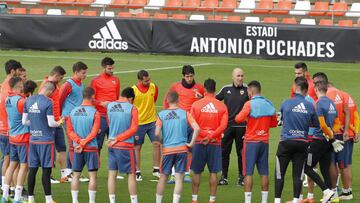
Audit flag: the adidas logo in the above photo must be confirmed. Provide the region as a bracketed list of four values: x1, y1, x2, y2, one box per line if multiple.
[29, 102, 40, 113]
[348, 97, 355, 108]
[334, 94, 343, 104]
[88, 20, 128, 50]
[292, 102, 308, 114]
[165, 111, 180, 120]
[201, 102, 218, 113]
[109, 103, 124, 113]
[227, 90, 231, 94]
[74, 107, 88, 116]
[328, 104, 337, 114]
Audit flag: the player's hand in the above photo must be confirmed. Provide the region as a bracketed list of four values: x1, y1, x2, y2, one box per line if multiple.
[108, 139, 117, 147]
[79, 139, 87, 147]
[57, 117, 65, 125]
[276, 112, 282, 126]
[354, 134, 359, 143]
[201, 137, 209, 145]
[193, 89, 203, 99]
[343, 131, 349, 141]
[331, 139, 344, 152]
[186, 142, 194, 148]
[74, 145, 83, 153]
[101, 101, 110, 107]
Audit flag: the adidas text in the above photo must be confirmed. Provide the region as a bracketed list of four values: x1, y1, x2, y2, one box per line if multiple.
[89, 39, 128, 50]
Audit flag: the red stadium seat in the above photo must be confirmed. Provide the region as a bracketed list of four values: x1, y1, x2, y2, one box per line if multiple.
[110, 0, 129, 8]
[308, 2, 329, 16]
[253, 0, 273, 14]
[327, 2, 348, 17]
[319, 19, 333, 26]
[76, 0, 94, 6]
[338, 20, 353, 27]
[199, 0, 218, 12]
[263, 17, 278, 24]
[163, 0, 182, 11]
[128, 0, 147, 9]
[5, 0, 21, 5]
[227, 16, 241, 22]
[65, 9, 80, 16]
[12, 7, 26, 14]
[40, 0, 58, 5]
[153, 12, 168, 19]
[118, 12, 132, 18]
[181, 0, 200, 11]
[135, 12, 150, 18]
[82, 10, 97, 16]
[272, 1, 292, 15]
[282, 17, 297, 24]
[172, 14, 187, 20]
[216, 0, 237, 12]
[207, 15, 223, 21]
[29, 8, 44, 15]
[58, 0, 76, 6]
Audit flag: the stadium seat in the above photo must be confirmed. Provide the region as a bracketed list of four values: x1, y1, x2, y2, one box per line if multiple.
[208, 15, 223, 21]
[153, 12, 168, 19]
[282, 17, 297, 24]
[110, 0, 129, 8]
[319, 19, 333, 26]
[345, 3, 360, 17]
[308, 2, 328, 16]
[300, 18, 316, 25]
[4, 0, 21, 5]
[253, 0, 273, 14]
[172, 13, 186, 20]
[145, 0, 165, 10]
[128, 0, 147, 9]
[338, 20, 353, 27]
[29, 8, 44, 15]
[100, 11, 115, 17]
[181, 0, 200, 11]
[189, 14, 205, 21]
[289, 1, 311, 15]
[216, 0, 237, 12]
[263, 17, 278, 24]
[235, 0, 255, 13]
[58, 0, 76, 5]
[272, 0, 292, 15]
[244, 16, 260, 23]
[21, 0, 40, 4]
[227, 16, 241, 22]
[65, 9, 80, 15]
[327, 2, 348, 17]
[199, 0, 219, 12]
[12, 7, 26, 14]
[135, 12, 150, 18]
[163, 0, 182, 11]
[118, 11, 132, 17]
[47, 9, 62, 15]
[39, 0, 58, 5]
[92, 0, 112, 7]
[76, 0, 95, 6]
[82, 10, 97, 16]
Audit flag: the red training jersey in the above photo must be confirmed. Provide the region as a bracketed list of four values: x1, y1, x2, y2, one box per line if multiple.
[343, 92, 357, 138]
[0, 77, 11, 135]
[326, 86, 348, 134]
[39, 77, 61, 121]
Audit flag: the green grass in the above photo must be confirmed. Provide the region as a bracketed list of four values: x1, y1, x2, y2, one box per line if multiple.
[0, 50, 359, 203]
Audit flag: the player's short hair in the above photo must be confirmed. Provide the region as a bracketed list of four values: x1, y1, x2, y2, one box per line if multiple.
[315, 81, 328, 93]
[182, 65, 195, 76]
[295, 76, 308, 92]
[204, 78, 216, 93]
[24, 80, 37, 95]
[42, 81, 56, 93]
[167, 91, 179, 104]
[83, 87, 95, 99]
[50, 66, 66, 76]
[5, 60, 22, 75]
[137, 70, 149, 80]
[248, 80, 261, 93]
[101, 57, 115, 67]
[72, 62, 88, 73]
[294, 62, 308, 71]
[312, 72, 328, 83]
[18, 67, 26, 72]
[9, 77, 23, 89]
[121, 87, 135, 99]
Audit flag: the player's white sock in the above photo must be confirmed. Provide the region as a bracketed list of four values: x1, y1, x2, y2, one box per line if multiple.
[45, 195, 53, 203]
[332, 188, 338, 197]
[185, 171, 190, 176]
[245, 192, 251, 203]
[192, 194, 198, 201]
[307, 193, 314, 199]
[274, 198, 281, 203]
[173, 194, 181, 203]
[14, 185, 23, 201]
[28, 196, 35, 202]
[209, 196, 216, 202]
[1, 176, 5, 189]
[171, 167, 175, 176]
[2, 184, 10, 198]
[293, 198, 299, 203]
[71, 190, 79, 203]
[130, 195, 138, 203]
[156, 194, 163, 203]
[88, 190, 96, 203]
[109, 194, 116, 203]
[66, 168, 72, 176]
[299, 194, 303, 200]
[261, 191, 268, 203]
[60, 169, 67, 178]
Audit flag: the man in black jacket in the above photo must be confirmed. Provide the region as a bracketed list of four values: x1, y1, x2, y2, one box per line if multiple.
[216, 68, 249, 186]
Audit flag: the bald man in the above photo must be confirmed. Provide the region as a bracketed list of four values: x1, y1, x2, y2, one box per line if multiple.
[216, 68, 249, 186]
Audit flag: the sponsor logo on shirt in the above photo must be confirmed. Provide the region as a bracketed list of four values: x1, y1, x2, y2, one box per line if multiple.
[328, 104, 337, 114]
[29, 102, 40, 113]
[165, 111, 180, 120]
[289, 129, 305, 136]
[292, 102, 308, 114]
[255, 130, 267, 136]
[74, 107, 88, 116]
[109, 103, 124, 112]
[30, 130, 43, 136]
[201, 102, 218, 113]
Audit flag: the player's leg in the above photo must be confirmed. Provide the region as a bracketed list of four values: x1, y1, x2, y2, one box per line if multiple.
[156, 174, 169, 203]
[88, 171, 97, 203]
[235, 127, 245, 186]
[257, 142, 269, 203]
[86, 151, 99, 203]
[318, 144, 335, 203]
[108, 148, 118, 203]
[27, 143, 40, 203]
[339, 139, 353, 200]
[134, 125, 146, 181]
[127, 149, 138, 203]
[64, 134, 74, 183]
[128, 172, 138, 203]
[96, 116, 109, 154]
[41, 144, 55, 203]
[185, 127, 193, 182]
[13, 144, 29, 202]
[207, 144, 222, 203]
[0, 135, 10, 189]
[219, 127, 234, 185]
[191, 144, 206, 203]
[274, 141, 291, 203]
[291, 143, 307, 203]
[156, 153, 172, 203]
[172, 153, 187, 203]
[2, 161, 18, 201]
[70, 151, 85, 203]
[243, 142, 256, 203]
[146, 122, 161, 177]
[55, 127, 68, 180]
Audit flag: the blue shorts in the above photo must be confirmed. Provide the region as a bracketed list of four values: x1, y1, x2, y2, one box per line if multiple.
[72, 151, 99, 172]
[54, 127, 66, 152]
[29, 143, 55, 168]
[10, 143, 29, 164]
[344, 139, 353, 166]
[191, 144, 222, 174]
[161, 152, 187, 175]
[96, 116, 109, 151]
[108, 148, 136, 174]
[134, 122, 158, 145]
[331, 134, 347, 168]
[0, 135, 10, 156]
[243, 142, 269, 176]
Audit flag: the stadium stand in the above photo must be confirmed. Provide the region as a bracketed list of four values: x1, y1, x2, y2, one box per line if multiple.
[263, 16, 278, 23]
[271, 0, 292, 15]
[234, 0, 255, 13]
[289, 0, 311, 15]
[82, 10, 97, 16]
[110, 0, 129, 8]
[345, 2, 360, 17]
[199, 0, 219, 12]
[65, 9, 79, 15]
[244, 16, 259, 23]
[117, 11, 132, 17]
[181, 0, 200, 11]
[216, 0, 237, 12]
[145, 0, 165, 10]
[327, 2, 348, 16]
[127, 0, 147, 9]
[153, 12, 168, 19]
[172, 13, 186, 20]
[29, 7, 44, 14]
[226, 15, 241, 22]
[319, 19, 333, 26]
[282, 17, 297, 24]
[135, 12, 150, 18]
[189, 14, 205, 20]
[163, 0, 182, 11]
[300, 18, 316, 25]
[207, 14, 223, 21]
[338, 19, 353, 27]
[47, 8, 61, 15]
[100, 10, 115, 16]
[11, 7, 26, 14]
[253, 0, 273, 14]
[308, 2, 328, 16]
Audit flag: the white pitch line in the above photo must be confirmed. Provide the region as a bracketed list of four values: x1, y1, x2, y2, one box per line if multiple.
[33, 63, 214, 82]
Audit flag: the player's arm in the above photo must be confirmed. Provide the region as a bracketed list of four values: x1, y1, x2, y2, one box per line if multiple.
[234, 101, 250, 123]
[22, 113, 30, 126]
[65, 117, 82, 144]
[115, 107, 139, 142]
[154, 85, 159, 102]
[353, 110, 359, 134]
[80, 111, 101, 147]
[155, 117, 162, 140]
[17, 98, 25, 114]
[332, 117, 341, 135]
[187, 112, 200, 147]
[46, 102, 61, 127]
[343, 99, 350, 137]
[318, 116, 334, 140]
[59, 81, 72, 108]
[270, 113, 278, 128]
[209, 108, 229, 140]
[116, 77, 120, 99]
[215, 86, 225, 101]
